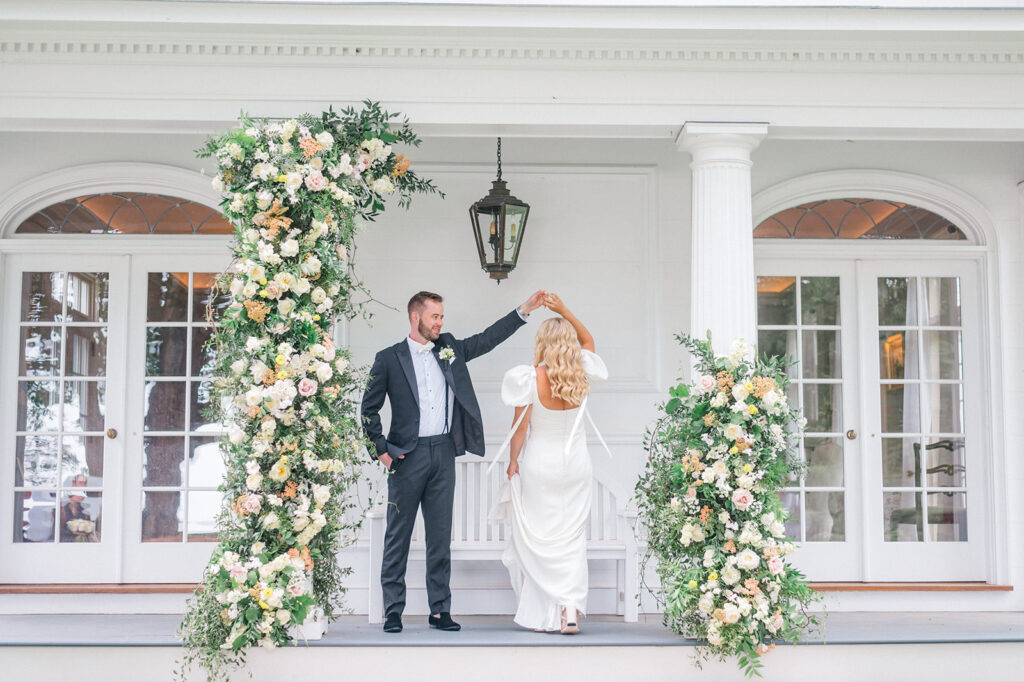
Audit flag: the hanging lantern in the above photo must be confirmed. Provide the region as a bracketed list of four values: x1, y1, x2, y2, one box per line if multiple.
[468, 138, 530, 283]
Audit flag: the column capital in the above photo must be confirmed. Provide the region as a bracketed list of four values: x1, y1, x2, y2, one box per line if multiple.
[676, 122, 768, 165]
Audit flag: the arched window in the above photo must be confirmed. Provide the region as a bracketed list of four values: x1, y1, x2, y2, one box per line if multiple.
[754, 198, 966, 240]
[15, 193, 232, 235]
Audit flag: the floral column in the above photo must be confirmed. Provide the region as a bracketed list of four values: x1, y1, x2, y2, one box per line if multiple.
[678, 122, 767, 355]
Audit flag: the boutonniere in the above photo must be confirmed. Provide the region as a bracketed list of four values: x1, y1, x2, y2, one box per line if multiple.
[438, 346, 456, 364]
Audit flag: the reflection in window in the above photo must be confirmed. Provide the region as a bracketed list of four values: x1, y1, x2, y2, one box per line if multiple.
[15, 194, 232, 235]
[755, 199, 967, 240]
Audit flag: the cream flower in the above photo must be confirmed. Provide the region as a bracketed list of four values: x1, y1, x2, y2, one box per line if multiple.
[736, 549, 760, 571]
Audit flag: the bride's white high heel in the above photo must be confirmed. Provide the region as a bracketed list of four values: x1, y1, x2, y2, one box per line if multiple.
[560, 606, 580, 635]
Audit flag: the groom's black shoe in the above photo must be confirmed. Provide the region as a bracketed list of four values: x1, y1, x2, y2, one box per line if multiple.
[428, 612, 461, 631]
[383, 613, 403, 633]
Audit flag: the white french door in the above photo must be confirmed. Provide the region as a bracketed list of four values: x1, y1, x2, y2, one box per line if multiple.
[756, 256, 987, 581]
[0, 254, 129, 582]
[0, 249, 231, 583]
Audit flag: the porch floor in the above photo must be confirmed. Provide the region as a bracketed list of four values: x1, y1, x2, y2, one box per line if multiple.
[1, 611, 1022, 647]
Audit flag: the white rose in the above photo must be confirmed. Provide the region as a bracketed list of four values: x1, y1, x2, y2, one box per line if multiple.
[229, 278, 245, 298]
[723, 423, 744, 441]
[698, 593, 715, 614]
[228, 425, 246, 444]
[276, 610, 292, 624]
[736, 549, 760, 571]
[211, 175, 225, 193]
[722, 603, 742, 625]
[261, 513, 280, 530]
[256, 191, 273, 210]
[231, 359, 247, 375]
[315, 131, 334, 149]
[334, 357, 349, 373]
[246, 473, 263, 491]
[278, 299, 295, 316]
[313, 484, 331, 505]
[721, 566, 741, 585]
[371, 176, 395, 194]
[284, 173, 303, 191]
[310, 287, 327, 304]
[710, 393, 727, 408]
[280, 240, 299, 257]
[315, 363, 333, 382]
[732, 383, 750, 402]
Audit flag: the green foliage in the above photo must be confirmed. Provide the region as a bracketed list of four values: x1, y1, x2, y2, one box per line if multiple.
[635, 334, 822, 676]
[178, 104, 440, 680]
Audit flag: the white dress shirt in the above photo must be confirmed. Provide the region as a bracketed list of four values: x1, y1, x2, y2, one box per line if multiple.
[407, 336, 454, 437]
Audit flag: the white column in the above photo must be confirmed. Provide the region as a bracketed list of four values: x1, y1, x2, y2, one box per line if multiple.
[678, 122, 767, 356]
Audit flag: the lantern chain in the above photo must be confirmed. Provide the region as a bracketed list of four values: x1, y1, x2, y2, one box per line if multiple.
[496, 137, 502, 182]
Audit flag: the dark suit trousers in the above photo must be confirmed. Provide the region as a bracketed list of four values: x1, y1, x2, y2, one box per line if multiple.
[381, 434, 457, 617]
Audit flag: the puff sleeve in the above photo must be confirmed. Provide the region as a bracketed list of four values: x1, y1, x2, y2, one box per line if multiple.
[501, 365, 536, 407]
[581, 349, 609, 383]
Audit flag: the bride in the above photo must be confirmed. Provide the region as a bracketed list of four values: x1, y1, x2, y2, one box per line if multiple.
[491, 293, 607, 634]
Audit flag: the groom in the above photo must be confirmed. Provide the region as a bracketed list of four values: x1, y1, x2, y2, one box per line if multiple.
[361, 289, 546, 633]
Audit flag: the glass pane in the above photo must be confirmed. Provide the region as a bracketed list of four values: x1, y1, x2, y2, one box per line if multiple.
[923, 277, 962, 326]
[780, 491, 801, 541]
[61, 436, 105, 485]
[804, 437, 844, 486]
[147, 272, 189, 322]
[64, 326, 107, 377]
[878, 277, 918, 326]
[15, 491, 56, 543]
[59, 490, 101, 543]
[191, 327, 216, 377]
[757, 329, 797, 377]
[144, 381, 186, 431]
[62, 381, 106, 432]
[756, 276, 796, 325]
[805, 492, 844, 542]
[19, 326, 62, 376]
[801, 330, 840, 379]
[190, 382, 216, 430]
[800, 277, 839, 325]
[882, 437, 920, 487]
[141, 491, 182, 542]
[880, 384, 921, 433]
[927, 492, 967, 541]
[925, 438, 966, 488]
[193, 273, 230, 322]
[501, 207, 526, 267]
[923, 383, 963, 434]
[17, 380, 60, 431]
[143, 437, 185, 486]
[884, 491, 923, 542]
[15, 435, 59, 488]
[64, 273, 108, 323]
[21, 272, 65, 322]
[922, 330, 962, 380]
[878, 330, 919, 381]
[189, 437, 226, 489]
[146, 327, 188, 376]
[802, 383, 842, 432]
[187, 490, 222, 542]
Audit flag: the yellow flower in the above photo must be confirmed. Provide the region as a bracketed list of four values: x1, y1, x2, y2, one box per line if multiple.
[748, 405, 759, 415]
[312, 314, 321, 321]
[275, 355, 287, 366]
[730, 446, 739, 455]
[259, 290, 268, 298]
[259, 278, 268, 285]
[275, 174, 288, 182]
[743, 381, 754, 392]
[258, 600, 269, 610]
[276, 370, 288, 380]
[743, 464, 753, 473]
[688, 580, 698, 588]
[709, 572, 718, 581]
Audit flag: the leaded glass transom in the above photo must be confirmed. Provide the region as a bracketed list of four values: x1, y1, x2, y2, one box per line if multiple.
[755, 199, 967, 240]
[15, 194, 232, 235]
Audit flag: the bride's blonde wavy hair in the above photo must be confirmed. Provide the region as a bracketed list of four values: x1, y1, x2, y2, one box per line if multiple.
[533, 318, 589, 405]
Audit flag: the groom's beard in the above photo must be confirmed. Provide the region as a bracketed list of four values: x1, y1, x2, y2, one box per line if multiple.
[419, 320, 440, 342]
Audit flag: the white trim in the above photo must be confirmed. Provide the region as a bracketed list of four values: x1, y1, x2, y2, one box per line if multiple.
[752, 168, 1006, 585]
[0, 163, 222, 240]
[752, 169, 997, 247]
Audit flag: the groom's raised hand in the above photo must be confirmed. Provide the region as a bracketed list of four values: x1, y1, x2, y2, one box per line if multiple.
[519, 290, 547, 316]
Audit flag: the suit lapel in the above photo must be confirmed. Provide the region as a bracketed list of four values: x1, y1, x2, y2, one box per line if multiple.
[395, 341, 419, 406]
[433, 343, 456, 391]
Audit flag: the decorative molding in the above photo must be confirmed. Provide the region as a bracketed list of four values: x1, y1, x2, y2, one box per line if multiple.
[3, 36, 1024, 72]
[0, 162, 221, 239]
[752, 169, 997, 248]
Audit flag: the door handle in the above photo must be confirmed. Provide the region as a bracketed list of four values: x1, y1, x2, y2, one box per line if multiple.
[106, 428, 118, 439]
[846, 429, 857, 440]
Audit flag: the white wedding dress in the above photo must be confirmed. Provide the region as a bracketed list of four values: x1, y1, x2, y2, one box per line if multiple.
[490, 350, 608, 631]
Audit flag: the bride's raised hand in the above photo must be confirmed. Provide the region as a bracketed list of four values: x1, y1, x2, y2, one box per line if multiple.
[544, 293, 569, 316]
[506, 459, 519, 480]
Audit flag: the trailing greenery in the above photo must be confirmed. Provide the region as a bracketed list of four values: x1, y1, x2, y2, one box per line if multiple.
[178, 102, 441, 681]
[635, 333, 822, 677]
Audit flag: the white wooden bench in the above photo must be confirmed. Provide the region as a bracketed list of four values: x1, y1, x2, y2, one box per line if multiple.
[367, 454, 639, 623]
